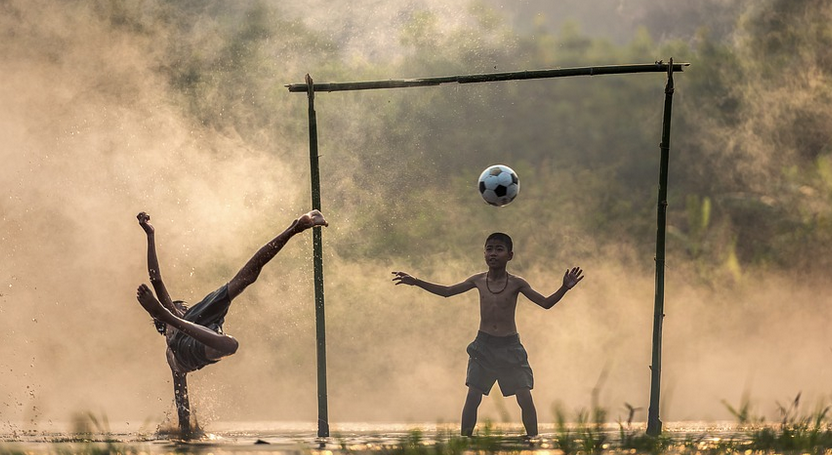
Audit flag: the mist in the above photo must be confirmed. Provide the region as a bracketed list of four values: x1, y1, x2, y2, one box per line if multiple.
[2, 0, 832, 435]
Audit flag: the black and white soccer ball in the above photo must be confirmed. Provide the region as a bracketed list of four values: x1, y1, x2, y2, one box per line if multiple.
[478, 164, 519, 207]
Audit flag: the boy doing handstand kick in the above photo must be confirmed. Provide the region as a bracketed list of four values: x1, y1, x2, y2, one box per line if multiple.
[392, 233, 583, 438]
[135, 210, 327, 438]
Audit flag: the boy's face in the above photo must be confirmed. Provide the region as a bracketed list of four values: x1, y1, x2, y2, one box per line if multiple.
[483, 239, 513, 268]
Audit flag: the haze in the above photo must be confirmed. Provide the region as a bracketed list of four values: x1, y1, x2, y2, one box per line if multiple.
[1, 0, 830, 434]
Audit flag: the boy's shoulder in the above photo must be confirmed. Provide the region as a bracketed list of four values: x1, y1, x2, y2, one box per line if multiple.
[469, 271, 488, 281]
[508, 273, 529, 285]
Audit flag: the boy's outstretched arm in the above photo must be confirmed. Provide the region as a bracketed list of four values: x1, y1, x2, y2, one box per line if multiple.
[391, 271, 475, 297]
[137, 212, 177, 314]
[520, 266, 584, 309]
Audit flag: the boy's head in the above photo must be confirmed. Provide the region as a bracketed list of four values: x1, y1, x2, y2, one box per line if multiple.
[485, 232, 513, 252]
[153, 300, 188, 335]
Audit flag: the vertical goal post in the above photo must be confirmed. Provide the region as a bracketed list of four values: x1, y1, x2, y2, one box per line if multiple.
[287, 60, 688, 438]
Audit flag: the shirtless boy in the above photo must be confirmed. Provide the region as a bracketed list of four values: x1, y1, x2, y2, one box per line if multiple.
[391, 232, 583, 437]
[135, 210, 327, 437]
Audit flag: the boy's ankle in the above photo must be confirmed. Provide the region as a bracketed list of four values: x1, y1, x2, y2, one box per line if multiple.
[290, 219, 305, 233]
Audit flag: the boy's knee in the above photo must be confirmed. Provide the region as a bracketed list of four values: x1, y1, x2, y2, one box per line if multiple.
[466, 387, 484, 400]
[226, 336, 240, 355]
[212, 336, 239, 357]
[463, 388, 484, 409]
[515, 388, 534, 406]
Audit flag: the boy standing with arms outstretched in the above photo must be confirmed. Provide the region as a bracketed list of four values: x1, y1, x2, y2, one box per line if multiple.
[392, 232, 583, 438]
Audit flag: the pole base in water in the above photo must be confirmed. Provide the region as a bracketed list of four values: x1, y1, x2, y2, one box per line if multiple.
[647, 417, 662, 436]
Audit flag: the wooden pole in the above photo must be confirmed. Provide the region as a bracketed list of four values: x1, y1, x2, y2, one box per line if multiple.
[306, 74, 330, 438]
[647, 59, 676, 437]
[286, 62, 687, 93]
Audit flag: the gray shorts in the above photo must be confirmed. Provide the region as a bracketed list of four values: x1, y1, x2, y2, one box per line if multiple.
[170, 284, 232, 373]
[466, 331, 534, 397]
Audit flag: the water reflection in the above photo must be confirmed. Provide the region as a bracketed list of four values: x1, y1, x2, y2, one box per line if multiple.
[0, 420, 780, 454]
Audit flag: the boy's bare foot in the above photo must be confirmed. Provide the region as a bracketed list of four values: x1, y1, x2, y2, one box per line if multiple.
[296, 210, 328, 231]
[136, 284, 172, 322]
[523, 434, 541, 445]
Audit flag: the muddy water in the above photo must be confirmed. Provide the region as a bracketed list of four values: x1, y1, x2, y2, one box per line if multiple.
[0, 421, 748, 454]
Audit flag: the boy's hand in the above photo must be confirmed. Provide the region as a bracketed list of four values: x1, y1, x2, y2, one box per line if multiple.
[137, 212, 154, 235]
[563, 267, 584, 289]
[391, 271, 417, 286]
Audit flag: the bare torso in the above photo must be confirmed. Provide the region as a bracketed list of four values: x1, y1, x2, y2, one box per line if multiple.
[470, 272, 525, 337]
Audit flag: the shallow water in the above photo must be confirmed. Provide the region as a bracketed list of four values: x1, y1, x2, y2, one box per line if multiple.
[0, 421, 759, 454]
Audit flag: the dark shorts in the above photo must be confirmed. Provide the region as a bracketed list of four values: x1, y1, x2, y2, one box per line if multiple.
[466, 331, 534, 397]
[170, 284, 232, 373]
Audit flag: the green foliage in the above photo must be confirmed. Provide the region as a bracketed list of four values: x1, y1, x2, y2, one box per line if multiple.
[619, 429, 673, 455]
[156, 1, 338, 152]
[552, 403, 610, 454]
[375, 425, 518, 455]
[86, 0, 832, 277]
[721, 392, 764, 427]
[69, 411, 115, 442]
[371, 397, 832, 455]
[720, 392, 832, 454]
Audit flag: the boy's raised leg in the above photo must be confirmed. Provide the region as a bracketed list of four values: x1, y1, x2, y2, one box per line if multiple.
[227, 210, 327, 299]
[461, 387, 483, 436]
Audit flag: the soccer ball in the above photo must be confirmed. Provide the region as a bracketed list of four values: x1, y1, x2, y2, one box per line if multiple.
[478, 164, 519, 207]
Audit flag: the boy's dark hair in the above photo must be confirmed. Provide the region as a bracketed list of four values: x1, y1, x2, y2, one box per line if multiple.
[153, 300, 188, 335]
[485, 232, 513, 252]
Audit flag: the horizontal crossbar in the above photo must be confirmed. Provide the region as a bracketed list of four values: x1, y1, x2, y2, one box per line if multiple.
[286, 62, 689, 93]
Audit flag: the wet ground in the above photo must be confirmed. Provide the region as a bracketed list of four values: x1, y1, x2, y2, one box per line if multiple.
[0, 421, 782, 455]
